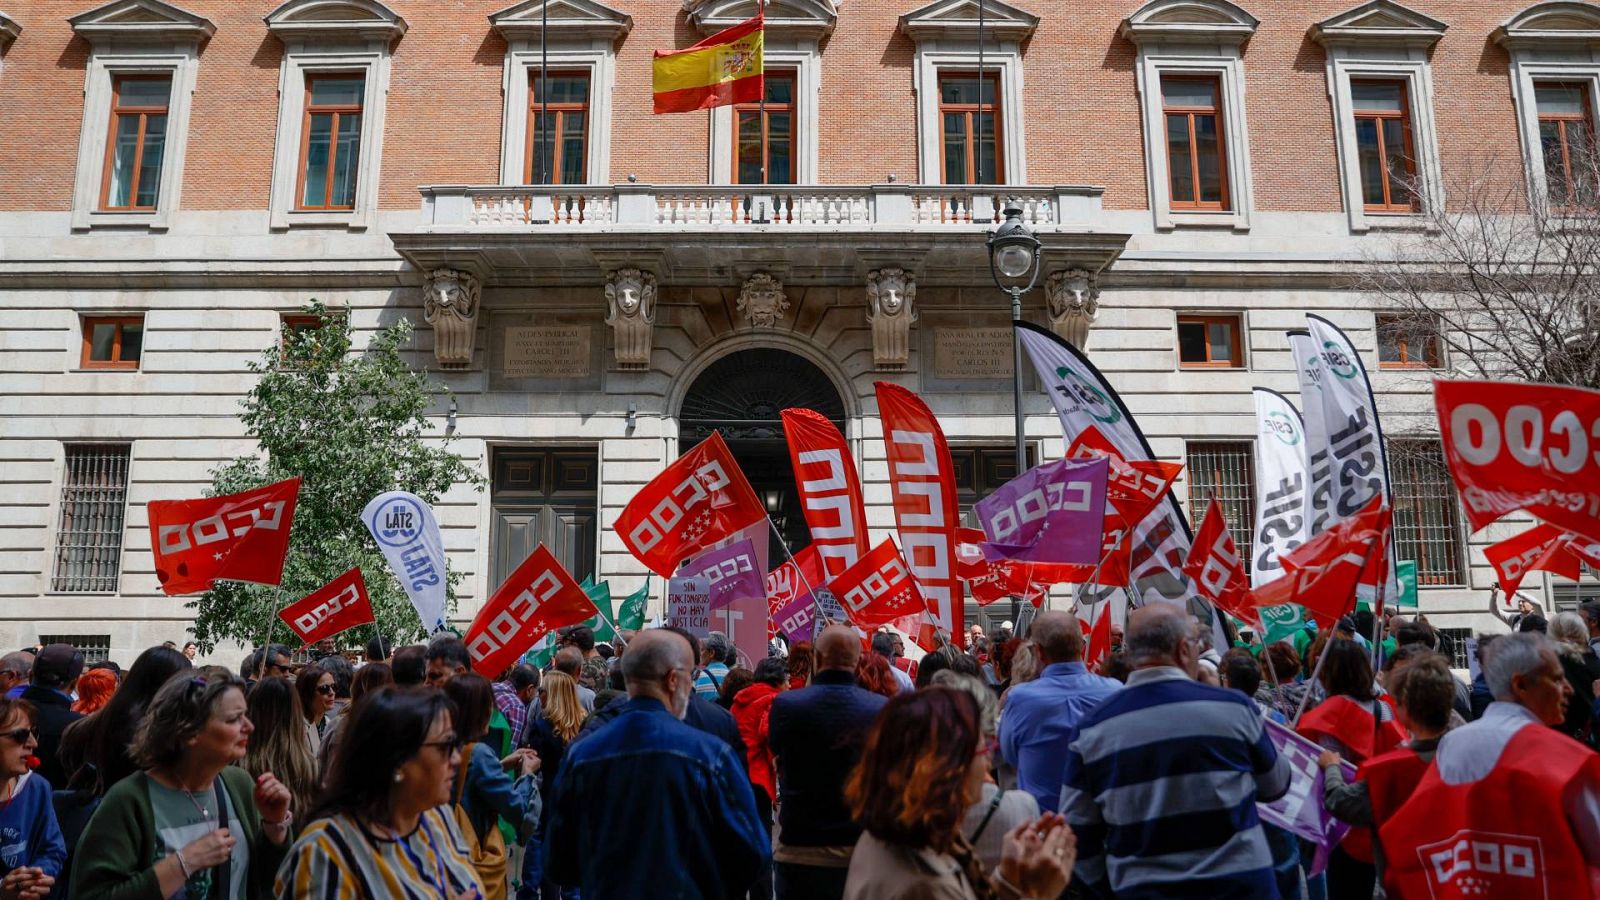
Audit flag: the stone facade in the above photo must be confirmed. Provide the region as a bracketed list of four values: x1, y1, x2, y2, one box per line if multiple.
[0, 0, 1587, 662]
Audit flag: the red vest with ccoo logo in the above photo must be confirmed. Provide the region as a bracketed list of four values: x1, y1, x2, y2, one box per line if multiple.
[1379, 722, 1600, 900]
[1299, 694, 1408, 862]
[1358, 746, 1431, 827]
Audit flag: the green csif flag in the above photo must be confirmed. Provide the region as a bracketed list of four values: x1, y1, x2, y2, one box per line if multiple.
[1395, 560, 1418, 610]
[582, 580, 615, 643]
[616, 579, 650, 631]
[1259, 602, 1308, 646]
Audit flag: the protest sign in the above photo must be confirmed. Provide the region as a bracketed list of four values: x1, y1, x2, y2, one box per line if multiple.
[1260, 719, 1354, 876]
[782, 408, 870, 580]
[150, 478, 300, 595]
[617, 432, 767, 576]
[464, 544, 597, 678]
[1435, 379, 1600, 542]
[362, 490, 449, 631]
[278, 567, 373, 647]
[667, 576, 712, 638]
[877, 382, 962, 637]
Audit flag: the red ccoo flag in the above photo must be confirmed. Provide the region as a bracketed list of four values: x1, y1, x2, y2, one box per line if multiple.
[617, 432, 767, 578]
[464, 544, 598, 678]
[278, 567, 373, 647]
[832, 539, 926, 631]
[1084, 603, 1114, 671]
[1485, 524, 1584, 598]
[1250, 497, 1390, 627]
[1184, 499, 1257, 627]
[148, 478, 300, 595]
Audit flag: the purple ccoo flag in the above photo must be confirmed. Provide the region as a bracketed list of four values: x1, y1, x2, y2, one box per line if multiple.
[773, 592, 821, 644]
[974, 457, 1108, 565]
[1259, 719, 1353, 876]
[682, 538, 765, 611]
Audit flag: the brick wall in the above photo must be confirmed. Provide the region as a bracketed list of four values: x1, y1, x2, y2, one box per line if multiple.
[0, 0, 1533, 215]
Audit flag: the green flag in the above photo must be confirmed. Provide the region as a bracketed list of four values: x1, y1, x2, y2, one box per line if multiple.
[1395, 560, 1418, 610]
[524, 631, 558, 669]
[616, 580, 650, 631]
[1260, 602, 1308, 646]
[582, 581, 615, 642]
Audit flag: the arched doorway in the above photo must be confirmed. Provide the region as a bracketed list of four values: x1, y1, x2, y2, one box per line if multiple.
[679, 347, 848, 562]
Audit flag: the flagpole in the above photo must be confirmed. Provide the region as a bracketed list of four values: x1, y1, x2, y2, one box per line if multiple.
[764, 516, 836, 629]
[258, 582, 289, 674]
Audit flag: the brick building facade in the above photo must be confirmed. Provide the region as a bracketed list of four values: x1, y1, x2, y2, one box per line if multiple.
[1, 0, 1592, 662]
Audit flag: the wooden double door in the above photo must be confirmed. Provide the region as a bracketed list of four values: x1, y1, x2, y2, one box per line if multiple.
[491, 448, 598, 590]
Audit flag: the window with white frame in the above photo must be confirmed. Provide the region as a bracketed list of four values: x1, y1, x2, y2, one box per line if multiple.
[490, 0, 631, 187]
[1496, 1, 1600, 212]
[265, 0, 406, 230]
[899, 0, 1037, 186]
[1121, 0, 1258, 231]
[1310, 0, 1446, 232]
[696, 0, 834, 185]
[66, 0, 213, 231]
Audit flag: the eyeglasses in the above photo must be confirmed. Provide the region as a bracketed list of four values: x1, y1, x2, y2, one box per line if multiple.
[420, 734, 462, 755]
[315, 684, 335, 695]
[1, 728, 37, 744]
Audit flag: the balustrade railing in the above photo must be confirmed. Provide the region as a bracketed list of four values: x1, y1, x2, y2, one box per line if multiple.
[418, 183, 1100, 230]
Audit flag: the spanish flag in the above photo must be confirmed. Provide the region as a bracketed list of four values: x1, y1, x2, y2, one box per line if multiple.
[652, 13, 764, 114]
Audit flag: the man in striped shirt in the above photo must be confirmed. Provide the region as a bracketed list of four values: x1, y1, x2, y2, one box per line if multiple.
[1059, 603, 1292, 899]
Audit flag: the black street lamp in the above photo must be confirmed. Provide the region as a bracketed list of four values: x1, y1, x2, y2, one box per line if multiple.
[987, 203, 1042, 476]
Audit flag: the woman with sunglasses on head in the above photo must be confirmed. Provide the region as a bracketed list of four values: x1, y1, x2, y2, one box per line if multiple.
[295, 663, 336, 757]
[0, 697, 66, 900]
[71, 671, 292, 900]
[276, 686, 483, 899]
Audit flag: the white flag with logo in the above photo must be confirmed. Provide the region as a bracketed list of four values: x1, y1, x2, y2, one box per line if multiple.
[1288, 331, 1337, 538]
[1251, 388, 1312, 587]
[1016, 323, 1195, 610]
[362, 491, 449, 631]
[1304, 315, 1399, 603]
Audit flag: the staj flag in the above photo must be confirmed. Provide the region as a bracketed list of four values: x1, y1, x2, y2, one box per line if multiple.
[653, 12, 764, 113]
[617, 432, 767, 578]
[464, 544, 598, 678]
[148, 478, 300, 595]
[278, 567, 374, 647]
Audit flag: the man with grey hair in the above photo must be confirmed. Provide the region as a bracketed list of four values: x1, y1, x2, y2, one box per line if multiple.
[1378, 632, 1600, 897]
[693, 630, 732, 699]
[1059, 603, 1291, 897]
[998, 610, 1120, 812]
[545, 628, 769, 897]
[0, 651, 33, 699]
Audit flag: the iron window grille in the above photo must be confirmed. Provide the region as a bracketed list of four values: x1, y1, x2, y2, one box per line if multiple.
[1388, 440, 1465, 587]
[50, 444, 131, 593]
[1186, 441, 1255, 572]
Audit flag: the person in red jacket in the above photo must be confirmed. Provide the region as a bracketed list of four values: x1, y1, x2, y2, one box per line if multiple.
[733, 657, 788, 900]
[1380, 633, 1600, 900]
[1317, 652, 1458, 887]
[1297, 638, 1407, 899]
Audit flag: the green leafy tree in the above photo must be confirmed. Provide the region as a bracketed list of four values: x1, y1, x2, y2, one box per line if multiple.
[188, 303, 482, 653]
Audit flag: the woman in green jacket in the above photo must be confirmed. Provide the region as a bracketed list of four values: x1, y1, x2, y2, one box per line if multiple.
[71, 671, 292, 899]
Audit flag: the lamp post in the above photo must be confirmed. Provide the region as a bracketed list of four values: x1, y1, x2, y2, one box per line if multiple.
[987, 203, 1042, 476]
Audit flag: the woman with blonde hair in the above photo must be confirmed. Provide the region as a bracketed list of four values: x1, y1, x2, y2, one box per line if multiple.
[242, 677, 319, 831]
[527, 671, 586, 898]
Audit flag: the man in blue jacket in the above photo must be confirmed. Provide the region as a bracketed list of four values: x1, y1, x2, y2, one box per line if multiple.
[766, 624, 888, 900]
[544, 628, 768, 898]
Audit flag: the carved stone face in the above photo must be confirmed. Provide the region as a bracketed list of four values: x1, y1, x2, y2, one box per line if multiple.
[870, 270, 911, 316]
[428, 273, 466, 310]
[616, 285, 640, 315]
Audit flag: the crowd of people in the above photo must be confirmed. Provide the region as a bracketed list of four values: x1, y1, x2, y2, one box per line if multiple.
[0, 596, 1597, 899]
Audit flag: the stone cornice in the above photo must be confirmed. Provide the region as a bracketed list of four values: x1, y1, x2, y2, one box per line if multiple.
[0, 11, 20, 48]
[489, 0, 633, 44]
[899, 0, 1039, 44]
[1119, 0, 1258, 47]
[264, 0, 407, 44]
[68, 0, 215, 46]
[1310, 0, 1447, 50]
[1493, 0, 1600, 51]
[686, 0, 837, 41]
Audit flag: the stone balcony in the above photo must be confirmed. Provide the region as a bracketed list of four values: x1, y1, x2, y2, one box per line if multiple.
[390, 182, 1131, 288]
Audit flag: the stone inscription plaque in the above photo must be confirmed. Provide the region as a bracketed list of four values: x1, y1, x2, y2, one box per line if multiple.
[933, 327, 1014, 379]
[503, 326, 592, 378]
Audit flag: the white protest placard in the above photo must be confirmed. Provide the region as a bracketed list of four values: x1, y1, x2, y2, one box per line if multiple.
[667, 576, 711, 638]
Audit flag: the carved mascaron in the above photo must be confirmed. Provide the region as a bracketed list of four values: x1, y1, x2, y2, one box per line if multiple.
[738, 273, 790, 328]
[866, 267, 918, 369]
[1046, 269, 1100, 349]
[422, 268, 481, 368]
[605, 268, 657, 370]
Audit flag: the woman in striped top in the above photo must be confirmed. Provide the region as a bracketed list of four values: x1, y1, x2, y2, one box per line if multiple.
[275, 687, 484, 899]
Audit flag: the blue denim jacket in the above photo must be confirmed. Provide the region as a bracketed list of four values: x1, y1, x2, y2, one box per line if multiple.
[544, 696, 770, 898]
[455, 741, 539, 844]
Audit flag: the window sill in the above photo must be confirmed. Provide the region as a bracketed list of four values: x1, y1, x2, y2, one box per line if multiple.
[71, 209, 171, 232]
[74, 366, 142, 373]
[1178, 363, 1247, 371]
[1353, 213, 1433, 233]
[270, 208, 369, 231]
[1162, 210, 1249, 232]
